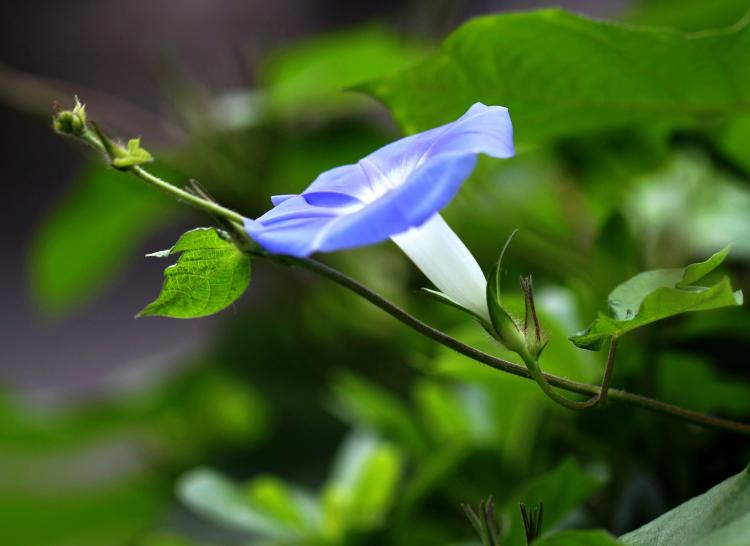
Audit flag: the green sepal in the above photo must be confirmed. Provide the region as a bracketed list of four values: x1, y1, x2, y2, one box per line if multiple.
[419, 288, 487, 323]
[52, 97, 88, 137]
[486, 231, 526, 353]
[112, 137, 154, 168]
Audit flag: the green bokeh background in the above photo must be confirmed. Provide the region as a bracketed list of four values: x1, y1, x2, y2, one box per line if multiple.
[2, 1, 750, 545]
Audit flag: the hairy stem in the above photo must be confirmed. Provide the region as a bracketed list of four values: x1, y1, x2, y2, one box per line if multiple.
[129, 165, 245, 224]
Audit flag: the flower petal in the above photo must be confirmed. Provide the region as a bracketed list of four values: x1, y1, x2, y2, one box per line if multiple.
[318, 154, 477, 252]
[357, 102, 513, 194]
[245, 103, 514, 257]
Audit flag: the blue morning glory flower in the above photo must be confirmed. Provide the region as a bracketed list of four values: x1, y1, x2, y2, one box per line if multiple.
[245, 103, 514, 319]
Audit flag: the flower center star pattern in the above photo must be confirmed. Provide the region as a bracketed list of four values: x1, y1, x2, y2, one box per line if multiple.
[245, 103, 514, 320]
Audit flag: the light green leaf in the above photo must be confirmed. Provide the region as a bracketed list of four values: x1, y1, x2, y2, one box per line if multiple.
[261, 25, 426, 118]
[571, 247, 742, 349]
[178, 469, 311, 539]
[321, 433, 403, 535]
[29, 163, 176, 315]
[608, 246, 732, 320]
[138, 227, 250, 319]
[535, 530, 624, 546]
[625, 152, 750, 259]
[111, 137, 154, 168]
[620, 465, 750, 546]
[413, 379, 475, 444]
[365, 9, 750, 145]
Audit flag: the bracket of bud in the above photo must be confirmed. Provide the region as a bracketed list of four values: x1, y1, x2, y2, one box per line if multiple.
[53, 97, 89, 138]
[484, 230, 547, 358]
[52, 98, 153, 170]
[485, 231, 600, 411]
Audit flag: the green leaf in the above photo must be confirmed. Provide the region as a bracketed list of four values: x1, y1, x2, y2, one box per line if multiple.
[571, 247, 742, 349]
[620, 465, 750, 546]
[261, 25, 426, 118]
[138, 227, 250, 319]
[321, 433, 403, 534]
[29, 163, 176, 315]
[535, 530, 624, 546]
[365, 9, 750, 145]
[178, 469, 313, 539]
[503, 458, 606, 546]
[627, 0, 750, 32]
[138, 532, 202, 546]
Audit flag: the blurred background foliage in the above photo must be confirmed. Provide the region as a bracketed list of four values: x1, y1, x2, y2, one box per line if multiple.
[1, 0, 750, 545]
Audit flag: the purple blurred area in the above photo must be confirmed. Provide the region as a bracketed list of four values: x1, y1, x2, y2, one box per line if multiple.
[0, 0, 627, 399]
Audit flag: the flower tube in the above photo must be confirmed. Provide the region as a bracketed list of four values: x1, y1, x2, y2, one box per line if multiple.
[244, 103, 514, 319]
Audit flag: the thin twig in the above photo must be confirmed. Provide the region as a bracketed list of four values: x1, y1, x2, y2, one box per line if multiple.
[282, 256, 750, 436]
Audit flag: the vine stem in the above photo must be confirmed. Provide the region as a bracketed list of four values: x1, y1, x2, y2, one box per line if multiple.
[281, 256, 750, 436]
[130, 165, 245, 224]
[58, 118, 750, 436]
[517, 337, 619, 411]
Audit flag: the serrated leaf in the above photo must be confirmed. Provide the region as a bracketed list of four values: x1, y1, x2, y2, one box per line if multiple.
[364, 9, 750, 145]
[620, 465, 750, 546]
[138, 228, 250, 319]
[571, 247, 742, 349]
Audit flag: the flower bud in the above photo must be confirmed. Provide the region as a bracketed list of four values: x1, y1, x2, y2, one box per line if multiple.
[486, 245, 527, 353]
[53, 98, 87, 137]
[485, 232, 548, 359]
[520, 275, 548, 358]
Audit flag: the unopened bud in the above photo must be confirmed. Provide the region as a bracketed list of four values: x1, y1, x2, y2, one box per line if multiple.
[486, 234, 527, 353]
[520, 275, 548, 358]
[53, 97, 87, 137]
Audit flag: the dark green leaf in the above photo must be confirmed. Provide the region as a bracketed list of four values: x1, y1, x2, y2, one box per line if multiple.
[620, 465, 750, 546]
[365, 9, 750, 145]
[331, 372, 428, 457]
[503, 458, 606, 546]
[138, 228, 250, 319]
[571, 247, 742, 349]
[536, 530, 624, 545]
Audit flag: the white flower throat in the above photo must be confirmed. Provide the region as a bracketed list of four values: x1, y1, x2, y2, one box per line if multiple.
[391, 214, 489, 321]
